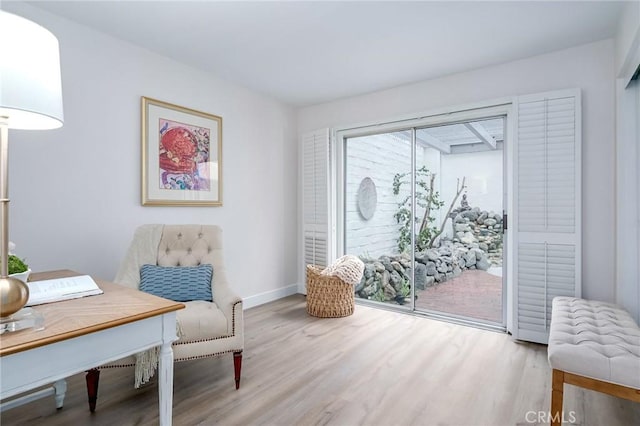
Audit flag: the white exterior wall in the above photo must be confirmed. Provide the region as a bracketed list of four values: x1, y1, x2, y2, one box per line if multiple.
[345, 134, 407, 257]
[440, 148, 504, 226]
[5, 3, 299, 308]
[345, 133, 439, 258]
[299, 40, 616, 303]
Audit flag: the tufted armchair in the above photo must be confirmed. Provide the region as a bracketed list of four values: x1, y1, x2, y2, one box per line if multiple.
[85, 224, 243, 411]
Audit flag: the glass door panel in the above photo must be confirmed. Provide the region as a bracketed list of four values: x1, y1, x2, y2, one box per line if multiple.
[344, 130, 413, 308]
[413, 118, 505, 325]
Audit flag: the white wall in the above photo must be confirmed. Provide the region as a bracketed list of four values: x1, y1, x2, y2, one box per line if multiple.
[345, 132, 412, 258]
[344, 134, 442, 258]
[4, 4, 299, 307]
[440, 148, 504, 222]
[614, 1, 640, 323]
[616, 78, 640, 324]
[299, 40, 616, 303]
[615, 1, 640, 80]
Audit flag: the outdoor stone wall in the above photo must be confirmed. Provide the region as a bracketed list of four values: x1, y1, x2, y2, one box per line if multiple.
[356, 204, 503, 304]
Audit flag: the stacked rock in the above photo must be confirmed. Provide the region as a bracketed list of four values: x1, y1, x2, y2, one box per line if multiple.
[451, 205, 504, 267]
[355, 204, 503, 304]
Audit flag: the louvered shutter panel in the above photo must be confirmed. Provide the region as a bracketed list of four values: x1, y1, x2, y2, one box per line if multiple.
[513, 89, 581, 344]
[302, 129, 332, 284]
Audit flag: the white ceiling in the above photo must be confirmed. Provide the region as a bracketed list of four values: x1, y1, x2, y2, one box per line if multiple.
[28, 1, 626, 107]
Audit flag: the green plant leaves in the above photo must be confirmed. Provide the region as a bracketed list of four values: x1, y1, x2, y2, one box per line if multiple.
[8, 254, 28, 275]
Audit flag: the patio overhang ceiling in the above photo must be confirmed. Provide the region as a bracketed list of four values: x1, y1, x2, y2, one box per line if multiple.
[416, 118, 504, 155]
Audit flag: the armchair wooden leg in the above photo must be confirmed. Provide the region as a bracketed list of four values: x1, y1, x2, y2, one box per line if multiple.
[233, 351, 243, 390]
[85, 368, 100, 412]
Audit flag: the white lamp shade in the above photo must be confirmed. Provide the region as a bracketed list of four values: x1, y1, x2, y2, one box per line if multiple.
[0, 11, 64, 130]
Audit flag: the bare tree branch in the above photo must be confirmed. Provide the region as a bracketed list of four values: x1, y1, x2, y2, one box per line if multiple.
[419, 173, 436, 235]
[428, 176, 466, 248]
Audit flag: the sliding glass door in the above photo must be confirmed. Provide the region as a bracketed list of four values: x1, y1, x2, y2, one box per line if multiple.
[342, 115, 506, 327]
[412, 119, 505, 325]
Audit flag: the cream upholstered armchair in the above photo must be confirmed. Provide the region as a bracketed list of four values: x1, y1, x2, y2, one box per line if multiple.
[85, 224, 243, 411]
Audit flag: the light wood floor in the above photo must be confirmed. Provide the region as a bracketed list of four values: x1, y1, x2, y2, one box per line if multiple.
[2, 295, 639, 426]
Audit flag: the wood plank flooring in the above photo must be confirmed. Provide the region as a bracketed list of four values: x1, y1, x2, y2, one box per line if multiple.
[2, 295, 639, 426]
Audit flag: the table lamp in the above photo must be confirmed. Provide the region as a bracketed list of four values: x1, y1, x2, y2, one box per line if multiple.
[0, 11, 64, 318]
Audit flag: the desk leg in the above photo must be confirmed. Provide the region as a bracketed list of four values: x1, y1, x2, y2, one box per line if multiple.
[53, 380, 67, 409]
[158, 341, 174, 426]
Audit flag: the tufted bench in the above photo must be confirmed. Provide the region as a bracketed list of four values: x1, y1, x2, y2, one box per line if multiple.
[548, 297, 640, 425]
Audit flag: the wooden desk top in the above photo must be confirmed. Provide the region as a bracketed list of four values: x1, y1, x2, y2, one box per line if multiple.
[0, 270, 184, 357]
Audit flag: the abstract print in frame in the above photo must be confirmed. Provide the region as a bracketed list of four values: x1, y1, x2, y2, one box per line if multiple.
[141, 97, 222, 206]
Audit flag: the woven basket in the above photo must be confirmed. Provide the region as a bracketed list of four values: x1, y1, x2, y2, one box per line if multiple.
[306, 265, 355, 318]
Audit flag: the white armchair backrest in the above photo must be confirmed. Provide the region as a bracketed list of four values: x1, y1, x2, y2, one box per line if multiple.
[116, 224, 231, 293]
[157, 225, 222, 267]
[156, 225, 230, 295]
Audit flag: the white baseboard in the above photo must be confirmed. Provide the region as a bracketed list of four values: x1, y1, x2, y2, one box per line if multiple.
[242, 283, 299, 309]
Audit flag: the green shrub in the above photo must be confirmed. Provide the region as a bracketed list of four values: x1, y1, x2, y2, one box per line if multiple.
[393, 166, 444, 253]
[393, 166, 466, 253]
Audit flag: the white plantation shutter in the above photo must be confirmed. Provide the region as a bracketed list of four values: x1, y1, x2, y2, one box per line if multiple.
[302, 129, 332, 277]
[513, 89, 581, 344]
[517, 243, 576, 334]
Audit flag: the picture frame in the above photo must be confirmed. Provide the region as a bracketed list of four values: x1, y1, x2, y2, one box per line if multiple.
[141, 96, 222, 206]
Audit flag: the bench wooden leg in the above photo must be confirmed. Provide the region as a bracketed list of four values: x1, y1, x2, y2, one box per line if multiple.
[551, 369, 564, 426]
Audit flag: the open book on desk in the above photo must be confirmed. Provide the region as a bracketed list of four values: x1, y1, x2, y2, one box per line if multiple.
[26, 275, 104, 306]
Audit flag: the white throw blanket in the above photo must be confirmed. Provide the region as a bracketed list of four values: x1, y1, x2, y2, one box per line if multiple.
[114, 224, 183, 388]
[115, 224, 164, 291]
[321, 255, 365, 285]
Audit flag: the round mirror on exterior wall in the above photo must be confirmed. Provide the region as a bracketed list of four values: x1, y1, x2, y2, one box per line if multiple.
[357, 177, 377, 220]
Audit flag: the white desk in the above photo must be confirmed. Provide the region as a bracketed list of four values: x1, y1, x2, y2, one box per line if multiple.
[0, 270, 184, 426]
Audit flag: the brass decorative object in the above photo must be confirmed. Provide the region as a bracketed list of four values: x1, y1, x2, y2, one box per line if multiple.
[0, 122, 30, 318]
[0, 276, 29, 317]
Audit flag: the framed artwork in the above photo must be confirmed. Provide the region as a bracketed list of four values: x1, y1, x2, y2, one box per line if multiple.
[141, 97, 222, 206]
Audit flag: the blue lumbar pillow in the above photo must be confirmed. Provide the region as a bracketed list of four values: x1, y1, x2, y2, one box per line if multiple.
[139, 264, 213, 302]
